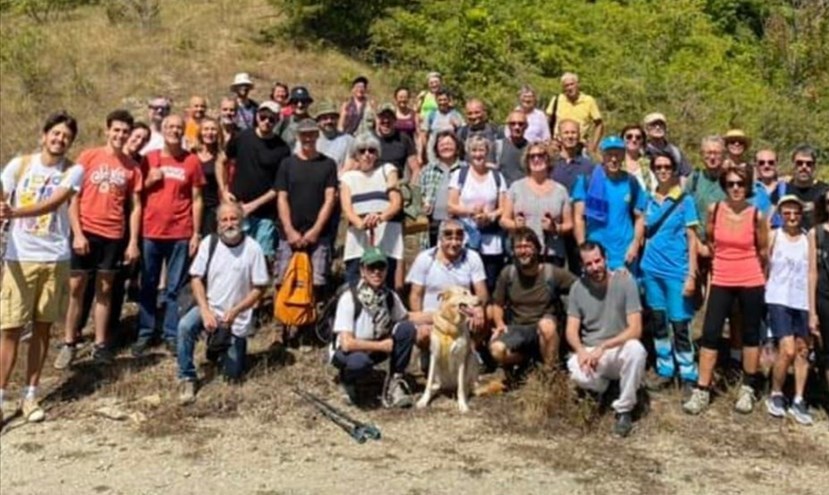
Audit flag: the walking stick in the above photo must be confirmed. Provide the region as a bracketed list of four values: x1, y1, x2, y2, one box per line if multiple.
[294, 388, 382, 443]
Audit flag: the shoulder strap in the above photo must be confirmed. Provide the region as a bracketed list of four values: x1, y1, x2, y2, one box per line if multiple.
[495, 138, 504, 164]
[493, 170, 502, 189]
[349, 284, 363, 321]
[645, 193, 686, 239]
[14, 154, 33, 184]
[203, 234, 220, 287]
[689, 169, 700, 195]
[458, 165, 470, 190]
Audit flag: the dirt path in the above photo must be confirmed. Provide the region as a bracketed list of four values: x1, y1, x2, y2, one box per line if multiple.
[1, 335, 828, 495]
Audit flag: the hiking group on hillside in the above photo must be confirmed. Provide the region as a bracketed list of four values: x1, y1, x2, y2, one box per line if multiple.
[0, 70, 826, 437]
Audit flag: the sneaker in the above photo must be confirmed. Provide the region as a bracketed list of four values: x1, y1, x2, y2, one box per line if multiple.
[765, 394, 786, 418]
[644, 373, 674, 392]
[682, 387, 711, 415]
[613, 412, 633, 437]
[681, 381, 696, 401]
[53, 343, 77, 370]
[734, 385, 756, 414]
[21, 398, 45, 423]
[788, 399, 814, 426]
[131, 339, 150, 358]
[383, 374, 413, 409]
[179, 381, 196, 405]
[91, 345, 114, 366]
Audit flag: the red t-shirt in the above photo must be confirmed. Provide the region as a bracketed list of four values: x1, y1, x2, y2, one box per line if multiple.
[77, 147, 143, 240]
[142, 150, 205, 240]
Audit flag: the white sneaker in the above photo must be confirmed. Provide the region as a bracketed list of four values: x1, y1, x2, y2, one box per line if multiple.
[734, 385, 756, 414]
[682, 387, 710, 415]
[178, 381, 196, 405]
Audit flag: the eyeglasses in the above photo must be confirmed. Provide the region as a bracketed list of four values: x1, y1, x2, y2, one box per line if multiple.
[358, 148, 378, 155]
[442, 229, 464, 239]
[647, 122, 665, 129]
[725, 180, 745, 189]
[757, 160, 776, 166]
[508, 121, 527, 127]
[795, 159, 815, 168]
[782, 211, 802, 218]
[149, 105, 169, 112]
[365, 263, 387, 272]
[726, 140, 746, 147]
[653, 165, 673, 172]
[624, 134, 643, 142]
[257, 113, 277, 124]
[528, 153, 547, 160]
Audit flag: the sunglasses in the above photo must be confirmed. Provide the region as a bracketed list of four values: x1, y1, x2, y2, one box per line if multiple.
[725, 180, 745, 189]
[358, 148, 378, 155]
[782, 211, 802, 218]
[365, 263, 387, 272]
[795, 159, 815, 168]
[653, 164, 673, 172]
[149, 105, 170, 112]
[726, 140, 746, 146]
[528, 153, 547, 160]
[257, 113, 278, 124]
[442, 229, 464, 239]
[647, 122, 665, 128]
[624, 134, 643, 142]
[757, 160, 776, 166]
[508, 121, 527, 127]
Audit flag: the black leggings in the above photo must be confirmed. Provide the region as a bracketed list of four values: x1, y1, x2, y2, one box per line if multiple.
[817, 296, 829, 369]
[700, 285, 764, 350]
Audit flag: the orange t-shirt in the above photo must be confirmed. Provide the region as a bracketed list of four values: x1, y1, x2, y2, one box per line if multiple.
[142, 150, 206, 240]
[77, 147, 143, 240]
[184, 118, 200, 150]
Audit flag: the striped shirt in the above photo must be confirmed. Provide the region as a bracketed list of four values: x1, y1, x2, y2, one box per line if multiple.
[340, 163, 403, 261]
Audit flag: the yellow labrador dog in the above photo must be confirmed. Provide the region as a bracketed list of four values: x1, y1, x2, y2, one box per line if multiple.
[416, 286, 481, 413]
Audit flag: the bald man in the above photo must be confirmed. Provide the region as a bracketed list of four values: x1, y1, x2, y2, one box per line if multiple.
[457, 98, 503, 162]
[184, 96, 208, 150]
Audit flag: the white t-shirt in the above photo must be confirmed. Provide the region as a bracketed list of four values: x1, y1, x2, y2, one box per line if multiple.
[448, 168, 507, 255]
[340, 163, 403, 261]
[140, 130, 164, 156]
[189, 235, 269, 337]
[405, 247, 487, 312]
[0, 154, 83, 263]
[333, 289, 407, 346]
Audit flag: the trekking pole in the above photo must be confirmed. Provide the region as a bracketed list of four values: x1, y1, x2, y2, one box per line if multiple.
[293, 388, 382, 442]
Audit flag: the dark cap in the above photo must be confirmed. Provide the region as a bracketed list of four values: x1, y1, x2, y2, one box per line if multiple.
[289, 86, 314, 104]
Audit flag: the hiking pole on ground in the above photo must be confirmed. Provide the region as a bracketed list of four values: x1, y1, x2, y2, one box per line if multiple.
[293, 388, 381, 443]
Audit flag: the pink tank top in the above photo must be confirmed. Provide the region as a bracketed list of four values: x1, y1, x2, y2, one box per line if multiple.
[711, 203, 765, 287]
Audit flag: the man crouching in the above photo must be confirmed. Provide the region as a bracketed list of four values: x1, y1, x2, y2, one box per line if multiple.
[565, 241, 646, 437]
[331, 247, 431, 408]
[177, 201, 269, 404]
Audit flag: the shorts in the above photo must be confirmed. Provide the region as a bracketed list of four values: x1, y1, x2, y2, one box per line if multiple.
[642, 273, 693, 322]
[244, 216, 276, 257]
[274, 239, 331, 287]
[1, 261, 70, 330]
[495, 323, 543, 361]
[767, 304, 809, 339]
[70, 231, 124, 273]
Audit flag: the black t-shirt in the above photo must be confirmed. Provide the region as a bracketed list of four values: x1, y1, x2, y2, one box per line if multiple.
[273, 153, 339, 238]
[226, 128, 290, 218]
[785, 180, 829, 230]
[200, 156, 220, 208]
[378, 131, 415, 176]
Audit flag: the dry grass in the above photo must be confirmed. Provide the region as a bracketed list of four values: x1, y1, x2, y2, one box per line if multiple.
[0, 0, 395, 163]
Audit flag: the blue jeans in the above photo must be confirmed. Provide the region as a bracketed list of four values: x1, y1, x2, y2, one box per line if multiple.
[177, 306, 247, 381]
[244, 216, 276, 257]
[138, 239, 189, 344]
[332, 321, 415, 384]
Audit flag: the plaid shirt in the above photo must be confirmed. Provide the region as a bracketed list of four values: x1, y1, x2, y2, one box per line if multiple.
[419, 159, 464, 207]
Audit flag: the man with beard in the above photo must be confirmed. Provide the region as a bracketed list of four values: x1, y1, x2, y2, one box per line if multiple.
[565, 241, 646, 438]
[782, 145, 827, 231]
[218, 97, 239, 146]
[176, 201, 269, 404]
[489, 227, 575, 372]
[376, 103, 419, 181]
[314, 101, 354, 172]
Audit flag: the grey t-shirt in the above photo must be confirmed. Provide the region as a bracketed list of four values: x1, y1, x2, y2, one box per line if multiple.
[498, 138, 528, 186]
[567, 272, 641, 347]
[508, 178, 570, 258]
[317, 132, 355, 171]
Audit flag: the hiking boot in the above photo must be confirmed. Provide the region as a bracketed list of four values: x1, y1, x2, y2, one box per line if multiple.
[91, 345, 114, 366]
[53, 343, 77, 370]
[680, 381, 696, 401]
[682, 387, 710, 415]
[131, 339, 150, 358]
[734, 385, 756, 414]
[179, 381, 196, 405]
[22, 398, 45, 423]
[613, 412, 633, 437]
[788, 399, 814, 426]
[644, 373, 674, 392]
[342, 383, 359, 405]
[766, 393, 786, 418]
[383, 374, 413, 409]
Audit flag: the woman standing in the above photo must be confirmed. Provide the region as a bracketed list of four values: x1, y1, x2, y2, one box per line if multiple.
[621, 124, 655, 194]
[393, 87, 419, 141]
[640, 151, 699, 392]
[500, 142, 572, 266]
[447, 135, 507, 291]
[416, 72, 442, 122]
[185, 117, 225, 236]
[338, 76, 376, 136]
[419, 131, 465, 248]
[340, 133, 403, 289]
[684, 165, 768, 415]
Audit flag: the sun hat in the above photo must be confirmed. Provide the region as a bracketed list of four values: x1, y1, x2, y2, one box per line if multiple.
[776, 194, 804, 209]
[296, 118, 319, 133]
[314, 101, 339, 119]
[230, 72, 254, 90]
[724, 129, 752, 148]
[643, 112, 667, 126]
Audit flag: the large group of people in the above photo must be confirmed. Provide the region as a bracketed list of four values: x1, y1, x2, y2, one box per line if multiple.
[0, 70, 827, 439]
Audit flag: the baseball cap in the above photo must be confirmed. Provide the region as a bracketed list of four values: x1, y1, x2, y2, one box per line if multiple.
[377, 102, 396, 116]
[360, 247, 388, 267]
[296, 118, 319, 133]
[289, 86, 314, 104]
[257, 101, 281, 114]
[643, 112, 667, 126]
[599, 136, 625, 152]
[777, 194, 804, 209]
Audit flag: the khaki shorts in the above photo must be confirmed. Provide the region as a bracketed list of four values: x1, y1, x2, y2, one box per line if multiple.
[0, 261, 70, 330]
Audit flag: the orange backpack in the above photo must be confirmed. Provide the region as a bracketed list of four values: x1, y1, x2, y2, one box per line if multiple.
[274, 251, 316, 326]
